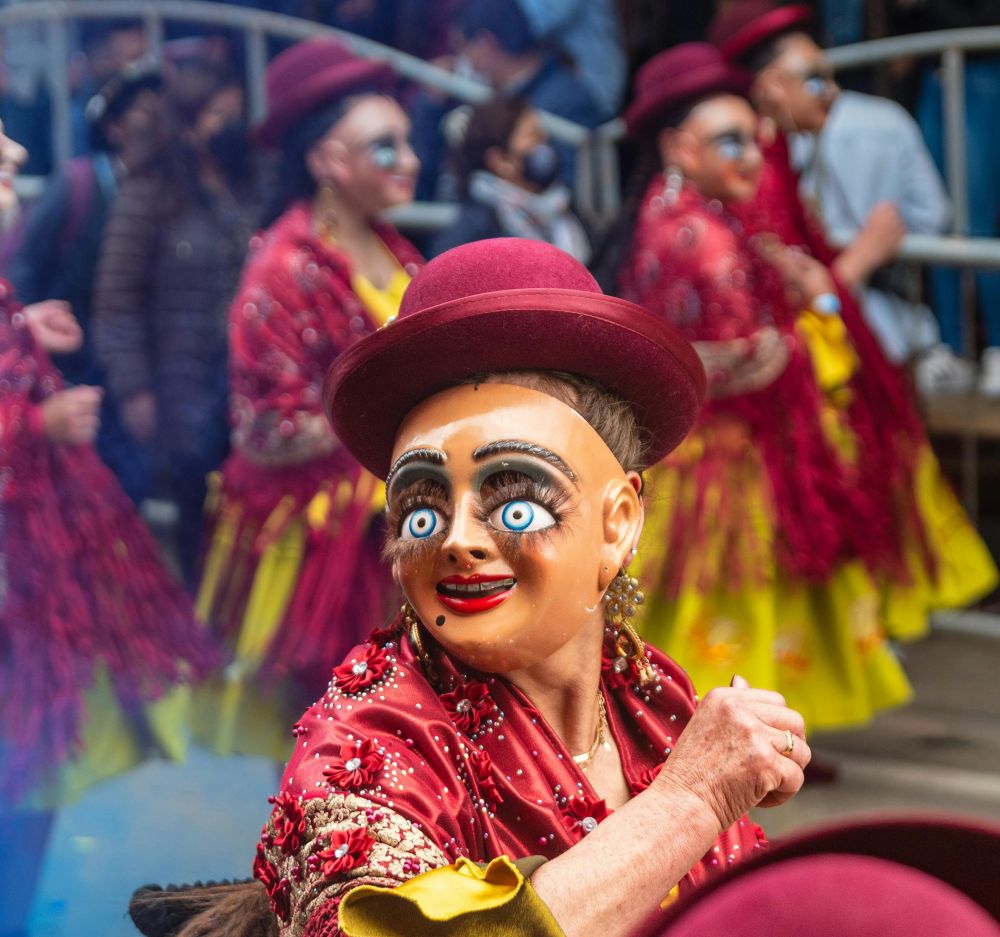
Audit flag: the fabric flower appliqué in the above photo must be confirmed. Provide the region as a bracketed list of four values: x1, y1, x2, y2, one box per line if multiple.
[467, 748, 503, 812]
[630, 762, 664, 796]
[267, 790, 307, 855]
[310, 827, 375, 879]
[253, 843, 291, 922]
[560, 795, 610, 837]
[323, 737, 384, 789]
[332, 644, 391, 694]
[440, 680, 495, 734]
[601, 650, 636, 691]
[367, 622, 401, 648]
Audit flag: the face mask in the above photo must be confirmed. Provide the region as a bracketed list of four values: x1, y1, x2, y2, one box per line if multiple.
[207, 118, 251, 175]
[519, 142, 561, 190]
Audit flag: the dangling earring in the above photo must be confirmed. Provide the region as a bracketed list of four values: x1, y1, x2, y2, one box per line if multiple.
[662, 166, 683, 206]
[604, 568, 655, 684]
[315, 181, 338, 241]
[403, 601, 437, 684]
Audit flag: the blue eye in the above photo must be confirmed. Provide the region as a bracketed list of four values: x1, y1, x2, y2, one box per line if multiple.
[490, 500, 556, 533]
[400, 507, 443, 540]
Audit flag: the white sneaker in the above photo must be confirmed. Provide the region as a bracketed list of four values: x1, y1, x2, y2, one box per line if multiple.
[915, 344, 975, 395]
[979, 346, 1000, 397]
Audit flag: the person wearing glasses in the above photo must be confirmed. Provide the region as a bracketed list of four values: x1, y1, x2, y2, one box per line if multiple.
[711, 2, 996, 658]
[193, 39, 423, 764]
[611, 42, 916, 738]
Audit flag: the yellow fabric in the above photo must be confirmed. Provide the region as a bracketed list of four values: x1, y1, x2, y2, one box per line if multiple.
[797, 308, 858, 392]
[882, 445, 998, 642]
[351, 265, 410, 328]
[340, 856, 565, 937]
[635, 445, 913, 732]
[27, 670, 191, 810]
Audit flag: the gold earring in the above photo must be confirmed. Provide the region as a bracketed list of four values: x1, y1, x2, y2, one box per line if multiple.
[316, 181, 338, 241]
[604, 569, 654, 684]
[403, 601, 437, 684]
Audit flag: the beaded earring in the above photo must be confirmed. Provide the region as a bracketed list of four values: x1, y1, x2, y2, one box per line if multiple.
[662, 165, 684, 206]
[403, 601, 437, 684]
[604, 569, 655, 684]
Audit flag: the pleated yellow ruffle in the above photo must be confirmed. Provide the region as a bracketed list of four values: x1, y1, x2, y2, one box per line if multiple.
[340, 856, 564, 937]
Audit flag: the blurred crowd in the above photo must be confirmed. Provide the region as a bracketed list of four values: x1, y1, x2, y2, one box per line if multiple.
[2, 1, 1000, 933]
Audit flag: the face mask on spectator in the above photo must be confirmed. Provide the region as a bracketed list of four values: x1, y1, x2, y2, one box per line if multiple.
[518, 142, 560, 190]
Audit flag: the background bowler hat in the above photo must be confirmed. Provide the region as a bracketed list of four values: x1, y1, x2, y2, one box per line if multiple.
[709, 0, 813, 63]
[255, 37, 394, 147]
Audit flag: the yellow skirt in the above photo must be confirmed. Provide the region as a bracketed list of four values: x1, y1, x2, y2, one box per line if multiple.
[193, 480, 387, 763]
[25, 669, 191, 811]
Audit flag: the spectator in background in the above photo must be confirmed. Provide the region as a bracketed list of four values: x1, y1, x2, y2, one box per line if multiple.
[429, 97, 590, 261]
[93, 63, 258, 587]
[791, 87, 969, 392]
[7, 61, 163, 503]
[894, 0, 1000, 394]
[71, 19, 147, 156]
[411, 0, 602, 200]
[516, 0, 627, 121]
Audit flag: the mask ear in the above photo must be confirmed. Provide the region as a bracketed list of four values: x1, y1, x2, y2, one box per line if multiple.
[598, 475, 643, 593]
[306, 136, 349, 188]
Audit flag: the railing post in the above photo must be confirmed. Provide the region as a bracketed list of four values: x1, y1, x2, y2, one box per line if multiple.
[941, 46, 979, 519]
[143, 8, 164, 61]
[46, 14, 72, 167]
[246, 25, 268, 124]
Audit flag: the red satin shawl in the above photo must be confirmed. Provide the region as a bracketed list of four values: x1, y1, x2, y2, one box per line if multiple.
[262, 621, 766, 927]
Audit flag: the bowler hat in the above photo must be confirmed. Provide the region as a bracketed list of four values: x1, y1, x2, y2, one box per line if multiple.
[660, 854, 1000, 937]
[324, 238, 706, 478]
[652, 814, 1000, 935]
[255, 38, 394, 147]
[624, 43, 750, 138]
[709, 1, 813, 63]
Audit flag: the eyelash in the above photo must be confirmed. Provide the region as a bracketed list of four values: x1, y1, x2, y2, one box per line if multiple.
[383, 474, 570, 560]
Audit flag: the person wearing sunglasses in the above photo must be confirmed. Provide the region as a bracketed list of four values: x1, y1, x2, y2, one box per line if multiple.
[610, 42, 918, 741]
[193, 39, 424, 767]
[711, 1, 996, 659]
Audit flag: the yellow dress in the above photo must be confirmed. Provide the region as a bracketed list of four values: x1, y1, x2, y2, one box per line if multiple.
[636, 307, 996, 732]
[192, 263, 410, 761]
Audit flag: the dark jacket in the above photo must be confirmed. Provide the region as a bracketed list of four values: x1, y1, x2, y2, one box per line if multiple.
[427, 200, 505, 257]
[93, 165, 255, 460]
[7, 154, 116, 385]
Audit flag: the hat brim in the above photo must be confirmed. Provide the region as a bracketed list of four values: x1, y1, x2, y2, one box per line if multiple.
[625, 67, 752, 138]
[254, 58, 394, 148]
[718, 4, 813, 62]
[324, 288, 706, 479]
[650, 814, 1000, 936]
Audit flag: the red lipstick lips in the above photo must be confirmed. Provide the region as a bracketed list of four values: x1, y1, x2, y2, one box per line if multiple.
[436, 574, 516, 614]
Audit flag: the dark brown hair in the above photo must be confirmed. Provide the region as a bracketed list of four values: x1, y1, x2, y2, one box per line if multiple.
[453, 96, 531, 195]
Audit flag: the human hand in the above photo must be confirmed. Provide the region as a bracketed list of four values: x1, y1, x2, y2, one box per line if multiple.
[122, 390, 156, 443]
[755, 236, 835, 308]
[696, 327, 791, 399]
[41, 385, 102, 445]
[651, 676, 811, 832]
[835, 202, 907, 287]
[24, 300, 83, 354]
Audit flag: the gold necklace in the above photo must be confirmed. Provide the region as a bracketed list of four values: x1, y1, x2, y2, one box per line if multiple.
[572, 692, 609, 771]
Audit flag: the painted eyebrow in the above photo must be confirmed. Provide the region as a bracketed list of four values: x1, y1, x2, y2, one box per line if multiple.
[385, 448, 446, 491]
[472, 440, 578, 484]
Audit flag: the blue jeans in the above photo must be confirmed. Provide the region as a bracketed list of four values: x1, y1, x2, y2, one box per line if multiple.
[918, 57, 1000, 351]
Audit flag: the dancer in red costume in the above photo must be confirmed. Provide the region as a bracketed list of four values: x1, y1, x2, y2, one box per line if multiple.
[194, 39, 423, 762]
[0, 116, 215, 935]
[128, 240, 814, 937]
[707, 2, 996, 646]
[612, 43, 918, 734]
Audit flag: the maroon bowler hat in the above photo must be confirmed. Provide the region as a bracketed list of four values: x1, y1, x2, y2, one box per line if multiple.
[324, 238, 706, 479]
[661, 854, 1000, 937]
[255, 37, 394, 147]
[624, 42, 751, 138]
[709, 0, 813, 63]
[650, 814, 1000, 935]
